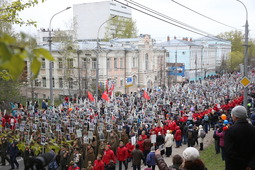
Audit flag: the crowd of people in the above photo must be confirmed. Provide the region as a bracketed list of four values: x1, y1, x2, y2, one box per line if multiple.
[0, 72, 255, 170]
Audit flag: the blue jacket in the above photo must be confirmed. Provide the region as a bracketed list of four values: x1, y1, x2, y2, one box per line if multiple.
[146, 151, 156, 166]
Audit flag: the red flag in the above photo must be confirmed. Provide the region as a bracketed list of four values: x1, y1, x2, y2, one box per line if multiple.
[87, 91, 95, 102]
[143, 90, 150, 100]
[102, 91, 110, 102]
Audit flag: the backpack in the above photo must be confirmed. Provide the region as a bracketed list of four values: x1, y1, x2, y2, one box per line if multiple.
[200, 130, 206, 138]
[188, 131, 193, 139]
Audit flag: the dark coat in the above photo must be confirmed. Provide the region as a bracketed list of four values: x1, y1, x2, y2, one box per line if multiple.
[143, 138, 152, 151]
[131, 148, 143, 165]
[156, 135, 164, 147]
[225, 119, 255, 170]
[8, 143, 19, 157]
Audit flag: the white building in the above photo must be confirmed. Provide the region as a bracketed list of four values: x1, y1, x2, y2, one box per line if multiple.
[22, 34, 166, 101]
[73, 1, 132, 41]
[157, 36, 231, 81]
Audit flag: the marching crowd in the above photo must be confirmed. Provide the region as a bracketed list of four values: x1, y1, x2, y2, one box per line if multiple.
[0, 72, 255, 170]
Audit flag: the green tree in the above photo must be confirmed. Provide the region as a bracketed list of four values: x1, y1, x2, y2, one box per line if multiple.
[217, 30, 244, 52]
[217, 30, 245, 71]
[228, 51, 244, 71]
[104, 16, 138, 40]
[0, 0, 45, 26]
[0, 0, 53, 80]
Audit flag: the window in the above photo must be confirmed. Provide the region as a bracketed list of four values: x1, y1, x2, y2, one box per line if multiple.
[107, 58, 110, 69]
[120, 58, 123, 68]
[42, 58, 46, 69]
[82, 58, 89, 68]
[67, 58, 74, 68]
[120, 79, 124, 86]
[145, 53, 149, 70]
[52, 78, 55, 88]
[59, 78, 63, 88]
[166, 52, 169, 58]
[115, 77, 118, 87]
[68, 78, 73, 89]
[34, 79, 40, 87]
[114, 58, 117, 68]
[52, 62, 54, 69]
[92, 58, 97, 69]
[133, 75, 137, 85]
[43, 94, 46, 99]
[42, 77, 46, 87]
[58, 58, 63, 69]
[132, 57, 136, 68]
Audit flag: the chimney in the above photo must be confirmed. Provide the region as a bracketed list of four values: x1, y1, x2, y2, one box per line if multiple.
[167, 36, 170, 42]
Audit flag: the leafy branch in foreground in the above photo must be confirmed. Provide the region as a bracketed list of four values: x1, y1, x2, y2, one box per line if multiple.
[0, 0, 45, 26]
[0, 32, 54, 80]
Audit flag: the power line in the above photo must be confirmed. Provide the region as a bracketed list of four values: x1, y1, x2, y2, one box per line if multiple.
[171, 0, 240, 31]
[125, 0, 214, 37]
[114, 0, 225, 41]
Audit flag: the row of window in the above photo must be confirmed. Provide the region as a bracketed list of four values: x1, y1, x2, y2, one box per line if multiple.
[41, 53, 152, 71]
[34, 75, 139, 89]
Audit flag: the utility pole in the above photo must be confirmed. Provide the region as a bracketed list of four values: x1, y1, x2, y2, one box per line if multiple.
[195, 52, 198, 81]
[236, 0, 249, 109]
[77, 50, 82, 97]
[49, 7, 71, 106]
[201, 46, 204, 83]
[96, 16, 116, 102]
[124, 49, 127, 94]
[175, 50, 177, 83]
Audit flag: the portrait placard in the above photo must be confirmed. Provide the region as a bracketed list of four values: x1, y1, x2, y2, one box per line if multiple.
[83, 136, 89, 144]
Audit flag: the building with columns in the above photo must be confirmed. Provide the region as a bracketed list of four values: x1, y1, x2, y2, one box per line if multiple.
[23, 34, 166, 100]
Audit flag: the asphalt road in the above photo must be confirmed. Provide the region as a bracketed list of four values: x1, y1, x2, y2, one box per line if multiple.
[0, 157, 24, 170]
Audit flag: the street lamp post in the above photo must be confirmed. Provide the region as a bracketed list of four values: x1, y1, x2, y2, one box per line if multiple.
[49, 7, 71, 106]
[96, 15, 117, 101]
[77, 50, 82, 97]
[236, 0, 249, 109]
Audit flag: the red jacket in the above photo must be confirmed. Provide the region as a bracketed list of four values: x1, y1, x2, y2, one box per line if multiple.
[168, 121, 177, 132]
[68, 166, 80, 170]
[102, 149, 115, 165]
[93, 160, 104, 170]
[116, 146, 128, 161]
[137, 140, 144, 153]
[154, 127, 163, 136]
[126, 142, 134, 158]
[141, 134, 147, 140]
[1, 117, 6, 127]
[174, 127, 182, 141]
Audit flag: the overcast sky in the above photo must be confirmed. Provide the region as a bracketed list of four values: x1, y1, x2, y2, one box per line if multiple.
[16, 0, 255, 42]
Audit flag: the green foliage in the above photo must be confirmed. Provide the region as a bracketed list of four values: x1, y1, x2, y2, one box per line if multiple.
[0, 79, 21, 111]
[200, 143, 225, 170]
[217, 30, 244, 52]
[104, 16, 138, 41]
[0, 32, 54, 80]
[228, 51, 244, 71]
[0, 0, 45, 26]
